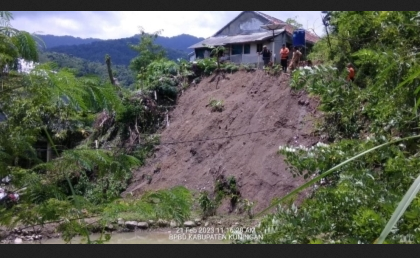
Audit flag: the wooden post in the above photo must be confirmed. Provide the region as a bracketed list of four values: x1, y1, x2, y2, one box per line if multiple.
[257, 54, 260, 70]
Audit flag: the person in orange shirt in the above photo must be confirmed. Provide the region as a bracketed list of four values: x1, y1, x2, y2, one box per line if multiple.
[279, 44, 289, 72]
[347, 63, 355, 82]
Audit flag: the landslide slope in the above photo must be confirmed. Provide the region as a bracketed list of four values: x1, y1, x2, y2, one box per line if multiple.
[124, 70, 320, 212]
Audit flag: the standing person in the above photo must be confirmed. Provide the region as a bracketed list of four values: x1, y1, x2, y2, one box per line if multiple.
[288, 47, 302, 71]
[280, 44, 289, 72]
[259, 45, 272, 68]
[346, 63, 355, 82]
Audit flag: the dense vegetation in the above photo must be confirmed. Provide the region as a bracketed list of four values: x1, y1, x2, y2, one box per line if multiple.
[33, 33, 204, 89]
[38, 51, 136, 88]
[0, 11, 198, 244]
[1, 10, 257, 244]
[6, 10, 420, 245]
[0, 9, 270, 244]
[231, 11, 420, 244]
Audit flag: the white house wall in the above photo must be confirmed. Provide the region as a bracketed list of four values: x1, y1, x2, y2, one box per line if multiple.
[225, 35, 286, 65]
[242, 43, 259, 64]
[250, 44, 257, 54]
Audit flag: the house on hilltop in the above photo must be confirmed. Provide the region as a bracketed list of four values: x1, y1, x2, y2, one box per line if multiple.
[188, 11, 320, 65]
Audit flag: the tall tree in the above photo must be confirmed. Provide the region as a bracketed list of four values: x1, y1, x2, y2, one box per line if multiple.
[285, 16, 303, 31]
[0, 11, 42, 73]
[129, 27, 166, 73]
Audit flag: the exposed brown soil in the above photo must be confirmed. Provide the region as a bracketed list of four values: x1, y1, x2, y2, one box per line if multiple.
[124, 70, 321, 213]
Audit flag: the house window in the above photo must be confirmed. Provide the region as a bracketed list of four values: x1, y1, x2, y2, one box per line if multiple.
[195, 49, 205, 59]
[256, 44, 263, 53]
[244, 44, 251, 54]
[231, 44, 243, 55]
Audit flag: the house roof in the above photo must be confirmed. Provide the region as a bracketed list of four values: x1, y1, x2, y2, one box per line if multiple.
[188, 29, 285, 49]
[190, 11, 320, 49]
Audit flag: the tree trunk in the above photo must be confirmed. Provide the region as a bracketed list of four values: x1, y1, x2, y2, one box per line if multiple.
[47, 142, 52, 162]
[105, 55, 115, 85]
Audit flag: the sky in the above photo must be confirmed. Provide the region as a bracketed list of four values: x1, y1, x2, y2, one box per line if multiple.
[10, 11, 325, 40]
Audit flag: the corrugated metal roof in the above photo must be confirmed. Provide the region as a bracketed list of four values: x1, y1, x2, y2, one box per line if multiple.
[188, 29, 285, 49]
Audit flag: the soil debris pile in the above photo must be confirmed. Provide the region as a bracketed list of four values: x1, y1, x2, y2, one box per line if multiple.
[124, 70, 320, 212]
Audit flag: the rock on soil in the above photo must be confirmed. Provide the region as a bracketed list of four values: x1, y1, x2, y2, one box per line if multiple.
[123, 71, 320, 213]
[125, 221, 138, 230]
[137, 222, 149, 229]
[183, 221, 196, 228]
[170, 221, 178, 228]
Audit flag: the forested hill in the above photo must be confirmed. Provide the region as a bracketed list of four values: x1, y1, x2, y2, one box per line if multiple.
[36, 34, 204, 66]
[35, 34, 103, 48]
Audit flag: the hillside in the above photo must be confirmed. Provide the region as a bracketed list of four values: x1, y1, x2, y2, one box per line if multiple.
[124, 70, 321, 213]
[35, 34, 103, 48]
[38, 34, 204, 66]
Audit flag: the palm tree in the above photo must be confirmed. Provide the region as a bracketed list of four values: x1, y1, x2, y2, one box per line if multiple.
[0, 11, 42, 74]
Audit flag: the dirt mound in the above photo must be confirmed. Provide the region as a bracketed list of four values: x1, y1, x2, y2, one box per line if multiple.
[124, 70, 320, 213]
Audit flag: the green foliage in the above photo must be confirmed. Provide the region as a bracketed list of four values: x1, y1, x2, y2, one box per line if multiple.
[134, 57, 196, 105]
[243, 199, 255, 219]
[0, 13, 197, 245]
[249, 11, 420, 244]
[203, 45, 226, 70]
[198, 191, 217, 219]
[214, 176, 240, 210]
[285, 17, 304, 30]
[195, 58, 218, 76]
[208, 98, 224, 112]
[0, 64, 123, 164]
[137, 59, 179, 97]
[0, 11, 41, 71]
[376, 173, 420, 244]
[197, 176, 241, 219]
[38, 51, 136, 87]
[224, 63, 239, 73]
[264, 64, 282, 76]
[102, 186, 193, 224]
[129, 28, 166, 73]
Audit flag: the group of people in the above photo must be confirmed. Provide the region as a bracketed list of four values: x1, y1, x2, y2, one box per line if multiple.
[259, 44, 303, 73]
[259, 44, 356, 82]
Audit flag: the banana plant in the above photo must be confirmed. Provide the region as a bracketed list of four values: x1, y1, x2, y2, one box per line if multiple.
[203, 44, 226, 71]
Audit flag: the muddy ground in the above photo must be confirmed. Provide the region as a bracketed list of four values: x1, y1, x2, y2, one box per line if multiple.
[124, 70, 322, 213]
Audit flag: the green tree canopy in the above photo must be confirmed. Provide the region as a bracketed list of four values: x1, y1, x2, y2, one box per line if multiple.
[129, 27, 166, 73]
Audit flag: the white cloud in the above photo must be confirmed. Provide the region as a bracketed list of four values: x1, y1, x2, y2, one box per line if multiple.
[10, 11, 325, 39]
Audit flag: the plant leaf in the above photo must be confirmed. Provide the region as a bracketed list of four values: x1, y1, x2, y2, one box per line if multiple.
[374, 173, 420, 244]
[256, 135, 420, 217]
